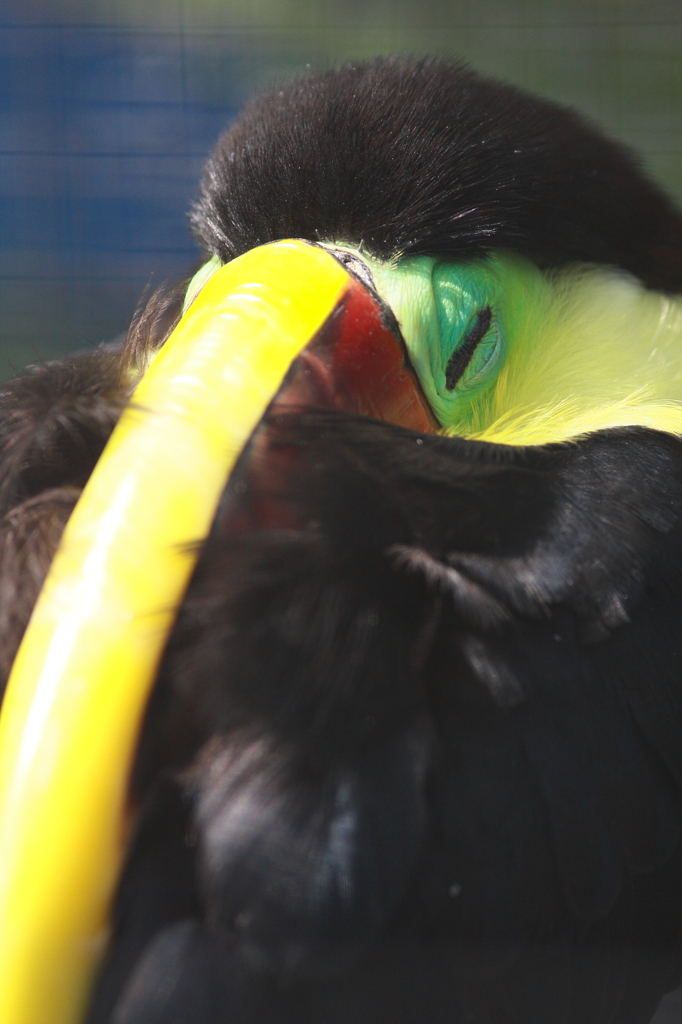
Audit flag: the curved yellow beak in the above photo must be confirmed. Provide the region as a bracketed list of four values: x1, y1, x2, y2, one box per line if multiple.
[0, 240, 351, 1024]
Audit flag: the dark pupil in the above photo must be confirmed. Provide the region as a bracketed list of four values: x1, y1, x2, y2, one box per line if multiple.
[444, 306, 493, 391]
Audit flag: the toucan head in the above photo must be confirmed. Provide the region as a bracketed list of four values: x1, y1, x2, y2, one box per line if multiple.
[187, 56, 682, 444]
[2, 56, 682, 1024]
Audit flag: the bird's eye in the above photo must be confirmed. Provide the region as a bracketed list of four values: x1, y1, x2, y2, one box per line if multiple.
[352, 254, 507, 429]
[444, 306, 494, 391]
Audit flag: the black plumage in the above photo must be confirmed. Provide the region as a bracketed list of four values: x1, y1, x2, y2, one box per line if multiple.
[1, 57, 682, 1024]
[191, 56, 682, 289]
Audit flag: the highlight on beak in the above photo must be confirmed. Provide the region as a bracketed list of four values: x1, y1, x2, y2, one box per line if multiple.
[0, 238, 434, 1024]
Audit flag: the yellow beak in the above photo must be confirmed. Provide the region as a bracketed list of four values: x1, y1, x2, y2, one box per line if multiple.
[0, 240, 351, 1024]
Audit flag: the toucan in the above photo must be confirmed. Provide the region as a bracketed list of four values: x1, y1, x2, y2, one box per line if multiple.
[1, 56, 682, 1024]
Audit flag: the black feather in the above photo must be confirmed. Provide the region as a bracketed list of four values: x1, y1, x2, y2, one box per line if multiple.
[93, 414, 682, 1022]
[2, 56, 682, 1024]
[191, 57, 682, 291]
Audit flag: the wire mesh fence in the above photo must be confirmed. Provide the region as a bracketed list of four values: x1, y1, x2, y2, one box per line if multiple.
[2, 0, 682, 377]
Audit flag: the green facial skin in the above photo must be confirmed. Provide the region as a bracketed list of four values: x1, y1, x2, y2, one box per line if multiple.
[186, 244, 555, 439]
[183, 255, 223, 313]
[339, 247, 554, 436]
[188, 243, 682, 445]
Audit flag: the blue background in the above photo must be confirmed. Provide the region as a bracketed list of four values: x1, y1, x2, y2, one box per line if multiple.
[2, 0, 682, 378]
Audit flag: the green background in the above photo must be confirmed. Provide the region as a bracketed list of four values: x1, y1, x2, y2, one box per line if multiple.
[2, 0, 681, 379]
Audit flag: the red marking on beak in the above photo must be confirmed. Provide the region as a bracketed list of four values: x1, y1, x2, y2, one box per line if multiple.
[221, 275, 437, 533]
[273, 278, 438, 433]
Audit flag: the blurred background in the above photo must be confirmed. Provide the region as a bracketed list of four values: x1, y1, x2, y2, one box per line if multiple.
[1, 0, 682, 379]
